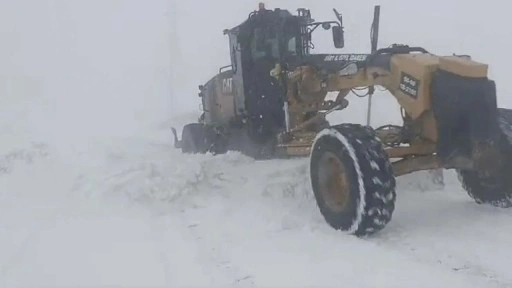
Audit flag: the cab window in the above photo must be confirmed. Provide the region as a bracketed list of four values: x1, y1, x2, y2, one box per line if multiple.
[251, 27, 279, 60]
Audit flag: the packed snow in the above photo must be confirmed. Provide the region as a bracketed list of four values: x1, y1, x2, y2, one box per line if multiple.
[2, 0, 512, 287]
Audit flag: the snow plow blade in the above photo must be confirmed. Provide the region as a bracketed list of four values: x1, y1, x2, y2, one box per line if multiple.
[171, 127, 182, 149]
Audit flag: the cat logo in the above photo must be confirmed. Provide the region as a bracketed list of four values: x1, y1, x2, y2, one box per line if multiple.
[222, 78, 233, 94]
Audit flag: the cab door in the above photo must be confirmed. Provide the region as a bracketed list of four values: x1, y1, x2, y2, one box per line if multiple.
[228, 33, 246, 117]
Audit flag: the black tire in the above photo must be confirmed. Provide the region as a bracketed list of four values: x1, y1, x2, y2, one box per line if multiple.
[181, 123, 210, 154]
[457, 108, 512, 207]
[310, 124, 397, 236]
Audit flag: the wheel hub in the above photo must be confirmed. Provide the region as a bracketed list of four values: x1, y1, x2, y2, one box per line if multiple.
[317, 151, 350, 213]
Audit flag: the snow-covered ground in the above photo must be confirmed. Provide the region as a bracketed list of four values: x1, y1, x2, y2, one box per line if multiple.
[2, 111, 512, 287]
[2, 0, 512, 287]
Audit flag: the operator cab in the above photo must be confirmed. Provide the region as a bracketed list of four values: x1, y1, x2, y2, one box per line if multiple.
[223, 3, 345, 142]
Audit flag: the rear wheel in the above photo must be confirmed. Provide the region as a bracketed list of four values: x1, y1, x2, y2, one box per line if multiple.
[310, 124, 397, 236]
[457, 108, 512, 207]
[181, 123, 210, 154]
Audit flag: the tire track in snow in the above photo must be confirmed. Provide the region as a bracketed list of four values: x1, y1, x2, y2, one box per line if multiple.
[66, 144, 258, 286]
[373, 172, 512, 287]
[0, 210, 67, 286]
[147, 199, 256, 287]
[183, 216, 255, 287]
[375, 230, 512, 288]
[162, 157, 322, 287]
[148, 212, 218, 287]
[148, 217, 173, 287]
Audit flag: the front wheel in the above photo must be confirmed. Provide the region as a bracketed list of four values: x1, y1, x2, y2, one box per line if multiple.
[310, 124, 397, 236]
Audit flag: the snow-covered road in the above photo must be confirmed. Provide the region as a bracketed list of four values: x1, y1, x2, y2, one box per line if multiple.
[3, 0, 512, 286]
[2, 117, 512, 287]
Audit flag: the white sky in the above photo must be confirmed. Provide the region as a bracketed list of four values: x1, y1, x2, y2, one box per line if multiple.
[0, 0, 511, 129]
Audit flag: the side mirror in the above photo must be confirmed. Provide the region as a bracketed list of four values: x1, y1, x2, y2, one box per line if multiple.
[332, 26, 344, 49]
[198, 85, 204, 97]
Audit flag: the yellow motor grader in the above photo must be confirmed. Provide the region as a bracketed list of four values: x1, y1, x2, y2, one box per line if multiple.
[171, 4, 512, 236]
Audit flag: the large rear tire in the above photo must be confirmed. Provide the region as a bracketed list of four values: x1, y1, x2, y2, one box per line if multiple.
[310, 124, 397, 236]
[457, 108, 512, 207]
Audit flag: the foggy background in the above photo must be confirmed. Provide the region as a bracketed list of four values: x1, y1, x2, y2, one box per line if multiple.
[0, 0, 173, 149]
[1, 0, 510, 138]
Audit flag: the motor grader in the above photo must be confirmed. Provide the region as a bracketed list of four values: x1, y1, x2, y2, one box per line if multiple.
[171, 3, 512, 236]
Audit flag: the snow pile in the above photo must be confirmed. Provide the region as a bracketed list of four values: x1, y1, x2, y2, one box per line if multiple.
[0, 142, 49, 176]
